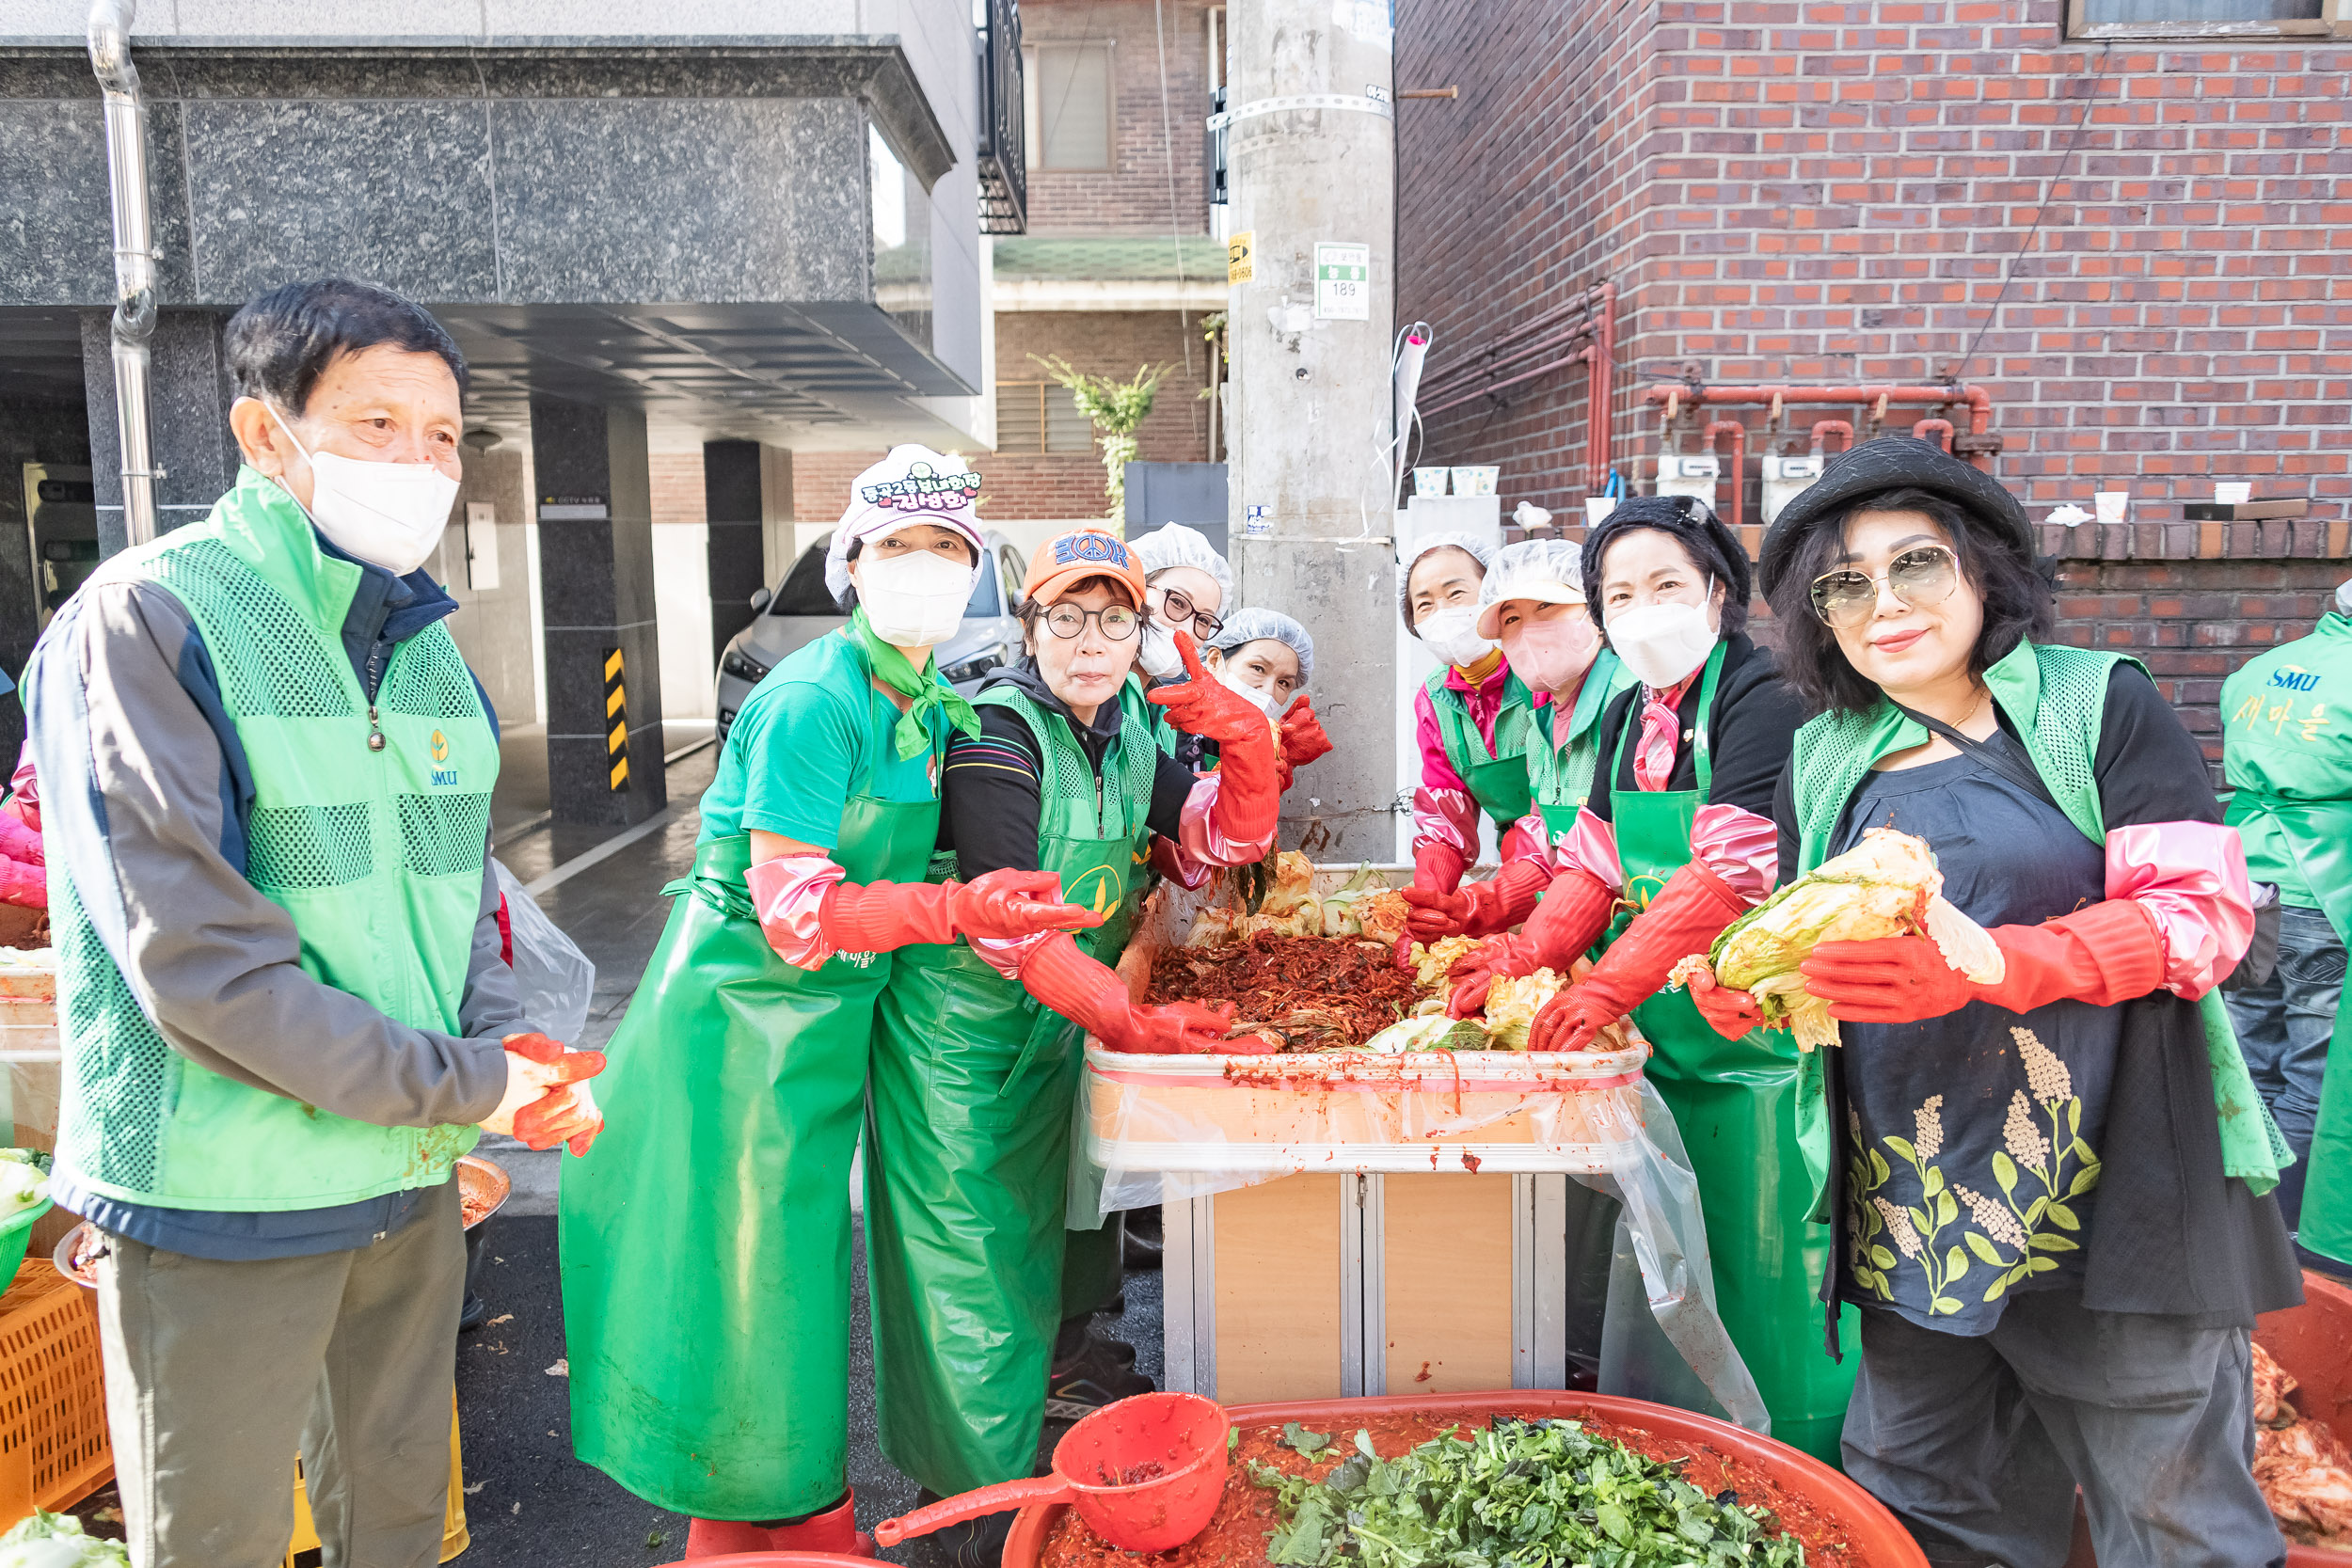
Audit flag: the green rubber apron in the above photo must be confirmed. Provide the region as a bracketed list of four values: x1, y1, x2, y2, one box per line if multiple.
[867, 689, 1152, 1494]
[1430, 670, 1536, 832]
[1605, 642, 1858, 1463]
[562, 793, 939, 1518]
[2247, 794, 2352, 1262]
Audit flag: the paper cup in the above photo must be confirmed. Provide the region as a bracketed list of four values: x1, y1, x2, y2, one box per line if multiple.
[1411, 467, 1451, 498]
[2094, 491, 2130, 527]
[1452, 466, 1500, 497]
[2216, 483, 2252, 505]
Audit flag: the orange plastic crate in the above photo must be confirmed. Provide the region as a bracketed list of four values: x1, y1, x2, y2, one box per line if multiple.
[0, 1258, 109, 1520]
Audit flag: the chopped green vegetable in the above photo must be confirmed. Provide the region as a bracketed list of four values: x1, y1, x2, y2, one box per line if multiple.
[1248, 1416, 1805, 1568]
[0, 1509, 130, 1567]
[1278, 1421, 1332, 1459]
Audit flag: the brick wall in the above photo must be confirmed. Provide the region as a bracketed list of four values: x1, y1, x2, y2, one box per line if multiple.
[1397, 0, 2352, 532]
[649, 451, 705, 525]
[798, 309, 1213, 524]
[1019, 0, 1216, 232]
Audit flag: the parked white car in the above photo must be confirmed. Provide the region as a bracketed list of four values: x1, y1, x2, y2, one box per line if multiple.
[715, 530, 1031, 738]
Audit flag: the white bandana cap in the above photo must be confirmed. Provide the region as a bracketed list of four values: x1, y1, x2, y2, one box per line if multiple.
[824, 445, 986, 603]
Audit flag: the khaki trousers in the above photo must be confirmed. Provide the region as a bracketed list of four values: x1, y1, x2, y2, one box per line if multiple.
[93, 1178, 465, 1568]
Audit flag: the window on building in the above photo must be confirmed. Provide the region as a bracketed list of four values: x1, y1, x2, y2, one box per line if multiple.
[2069, 0, 2327, 36]
[996, 382, 1097, 453]
[1023, 43, 1115, 171]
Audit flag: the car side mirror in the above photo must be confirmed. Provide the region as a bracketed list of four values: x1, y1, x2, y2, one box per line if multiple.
[749, 587, 771, 612]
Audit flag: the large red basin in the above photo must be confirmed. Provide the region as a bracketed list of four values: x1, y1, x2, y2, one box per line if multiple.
[1003, 1389, 1926, 1568]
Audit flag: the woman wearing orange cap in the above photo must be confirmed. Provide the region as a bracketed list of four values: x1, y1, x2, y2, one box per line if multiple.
[865, 527, 1282, 1566]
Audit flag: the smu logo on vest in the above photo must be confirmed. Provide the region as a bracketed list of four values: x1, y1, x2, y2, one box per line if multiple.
[428, 729, 461, 787]
[2269, 666, 2324, 694]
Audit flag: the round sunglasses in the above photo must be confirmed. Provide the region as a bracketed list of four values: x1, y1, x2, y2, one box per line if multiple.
[1808, 545, 1961, 628]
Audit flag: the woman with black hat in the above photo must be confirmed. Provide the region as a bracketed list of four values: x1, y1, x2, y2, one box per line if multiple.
[1701, 438, 2297, 1565]
[1439, 493, 1847, 1457]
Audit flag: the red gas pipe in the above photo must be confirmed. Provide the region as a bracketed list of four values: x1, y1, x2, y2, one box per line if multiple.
[1702, 419, 1745, 535]
[1416, 282, 1618, 494]
[1808, 420, 1853, 454]
[1911, 418, 1954, 453]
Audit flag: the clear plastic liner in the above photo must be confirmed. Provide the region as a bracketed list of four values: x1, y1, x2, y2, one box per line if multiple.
[1073, 865, 1767, 1432]
[493, 860, 598, 1045]
[1588, 1086, 1772, 1436]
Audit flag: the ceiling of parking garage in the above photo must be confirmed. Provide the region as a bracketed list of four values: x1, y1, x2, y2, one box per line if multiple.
[2, 302, 977, 451]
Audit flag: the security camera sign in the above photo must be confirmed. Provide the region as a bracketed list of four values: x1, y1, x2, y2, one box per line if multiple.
[1313, 243, 1371, 321]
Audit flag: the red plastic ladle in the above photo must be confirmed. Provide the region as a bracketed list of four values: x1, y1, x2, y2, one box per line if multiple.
[874, 1392, 1230, 1554]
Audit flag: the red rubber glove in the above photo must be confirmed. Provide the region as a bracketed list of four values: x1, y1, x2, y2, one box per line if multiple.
[1017, 931, 1239, 1053]
[1445, 868, 1620, 1018]
[1411, 840, 1470, 900]
[1148, 632, 1276, 745]
[1405, 857, 1551, 942]
[1528, 862, 1748, 1053]
[496, 1033, 607, 1155]
[1799, 900, 2166, 1025]
[818, 866, 1105, 951]
[1278, 695, 1334, 773]
[1684, 966, 1765, 1040]
[0, 856, 43, 911]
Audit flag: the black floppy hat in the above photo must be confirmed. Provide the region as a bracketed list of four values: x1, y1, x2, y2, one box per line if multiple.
[1581, 493, 1754, 613]
[1756, 436, 2033, 600]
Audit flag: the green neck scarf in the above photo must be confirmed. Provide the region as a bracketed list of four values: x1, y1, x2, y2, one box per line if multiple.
[850, 607, 980, 760]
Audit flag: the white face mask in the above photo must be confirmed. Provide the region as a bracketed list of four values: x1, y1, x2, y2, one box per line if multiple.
[1214, 662, 1281, 718]
[1137, 622, 1187, 680]
[1417, 606, 1496, 671]
[268, 405, 458, 577]
[1607, 595, 1719, 689]
[857, 547, 975, 648]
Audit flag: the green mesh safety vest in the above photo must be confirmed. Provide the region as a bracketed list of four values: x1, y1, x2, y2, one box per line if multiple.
[1786, 641, 2282, 1211]
[1425, 667, 1536, 830]
[53, 467, 498, 1211]
[971, 684, 1159, 961]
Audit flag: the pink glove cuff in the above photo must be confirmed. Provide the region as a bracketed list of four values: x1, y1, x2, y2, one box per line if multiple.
[1149, 835, 1216, 891]
[1412, 785, 1481, 859]
[0, 815, 40, 867]
[1689, 802, 1778, 906]
[1550, 808, 1624, 892]
[7, 746, 37, 834]
[2104, 820, 2255, 998]
[1178, 771, 1274, 868]
[744, 854, 846, 970]
[972, 930, 1052, 982]
[0, 858, 45, 911]
[1499, 816, 1552, 869]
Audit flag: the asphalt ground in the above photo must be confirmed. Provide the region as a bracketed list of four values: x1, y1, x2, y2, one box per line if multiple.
[453, 1218, 1166, 1568]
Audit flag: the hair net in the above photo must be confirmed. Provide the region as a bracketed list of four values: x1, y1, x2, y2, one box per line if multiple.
[1474, 539, 1588, 640]
[1129, 522, 1234, 602]
[2339, 578, 2352, 617]
[1206, 608, 1314, 687]
[1397, 531, 1496, 629]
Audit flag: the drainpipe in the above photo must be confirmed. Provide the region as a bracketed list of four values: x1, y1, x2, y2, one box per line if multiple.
[87, 0, 158, 546]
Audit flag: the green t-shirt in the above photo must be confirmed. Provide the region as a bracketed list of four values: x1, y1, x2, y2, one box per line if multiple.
[698, 628, 948, 848]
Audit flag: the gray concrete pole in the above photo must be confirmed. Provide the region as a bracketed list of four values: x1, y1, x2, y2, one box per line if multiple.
[1224, 0, 1399, 862]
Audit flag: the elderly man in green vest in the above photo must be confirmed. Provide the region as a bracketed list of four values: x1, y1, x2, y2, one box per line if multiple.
[23, 278, 604, 1568]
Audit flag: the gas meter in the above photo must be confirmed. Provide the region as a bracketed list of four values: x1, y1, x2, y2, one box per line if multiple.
[1654, 452, 1719, 510]
[1760, 452, 1822, 527]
